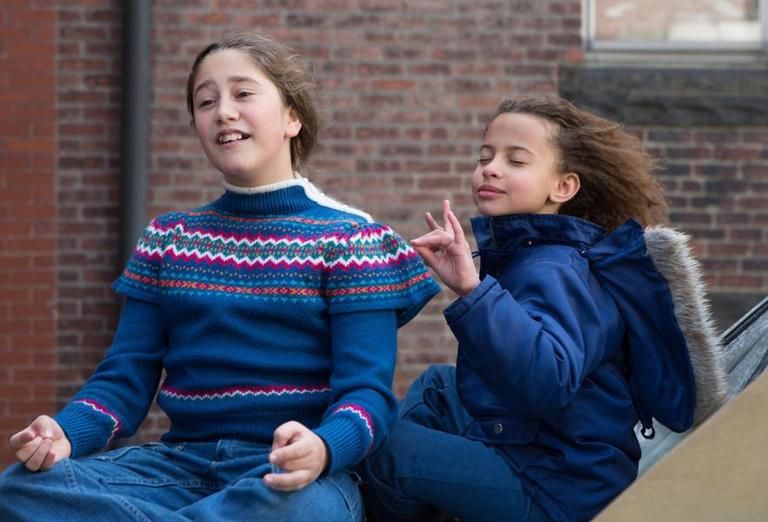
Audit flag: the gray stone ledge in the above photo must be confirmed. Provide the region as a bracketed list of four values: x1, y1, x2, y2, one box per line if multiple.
[559, 66, 768, 126]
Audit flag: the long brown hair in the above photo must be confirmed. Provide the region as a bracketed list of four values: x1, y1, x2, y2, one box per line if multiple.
[489, 97, 667, 230]
[186, 32, 319, 173]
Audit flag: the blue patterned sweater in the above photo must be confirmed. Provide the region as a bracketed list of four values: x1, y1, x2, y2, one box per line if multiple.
[55, 177, 440, 474]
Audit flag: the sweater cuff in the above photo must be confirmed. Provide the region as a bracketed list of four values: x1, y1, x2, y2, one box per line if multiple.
[55, 401, 117, 458]
[314, 416, 366, 475]
[444, 275, 498, 324]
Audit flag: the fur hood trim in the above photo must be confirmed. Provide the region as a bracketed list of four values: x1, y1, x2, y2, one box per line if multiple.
[645, 225, 728, 425]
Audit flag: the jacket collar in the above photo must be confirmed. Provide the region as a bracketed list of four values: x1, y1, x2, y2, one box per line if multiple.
[470, 213, 607, 252]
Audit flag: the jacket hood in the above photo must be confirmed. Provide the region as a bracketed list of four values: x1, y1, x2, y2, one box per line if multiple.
[585, 219, 696, 433]
[472, 215, 699, 434]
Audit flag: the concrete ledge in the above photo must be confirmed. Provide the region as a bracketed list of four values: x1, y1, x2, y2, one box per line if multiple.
[559, 66, 768, 126]
[595, 370, 768, 521]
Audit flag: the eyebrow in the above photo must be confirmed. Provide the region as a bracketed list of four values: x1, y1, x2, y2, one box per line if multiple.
[194, 76, 261, 97]
[480, 144, 534, 155]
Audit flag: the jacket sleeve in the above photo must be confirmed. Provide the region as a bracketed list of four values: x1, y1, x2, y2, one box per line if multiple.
[445, 262, 606, 418]
[313, 309, 398, 475]
[55, 296, 167, 457]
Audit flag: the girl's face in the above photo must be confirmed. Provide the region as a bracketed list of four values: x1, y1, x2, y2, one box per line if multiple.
[191, 49, 301, 187]
[471, 112, 565, 217]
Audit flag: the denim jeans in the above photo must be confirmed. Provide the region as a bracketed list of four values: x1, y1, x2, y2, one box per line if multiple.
[0, 439, 362, 522]
[359, 365, 551, 522]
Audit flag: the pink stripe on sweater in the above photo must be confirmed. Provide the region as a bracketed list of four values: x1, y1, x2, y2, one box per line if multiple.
[160, 383, 332, 400]
[333, 403, 375, 451]
[74, 399, 122, 443]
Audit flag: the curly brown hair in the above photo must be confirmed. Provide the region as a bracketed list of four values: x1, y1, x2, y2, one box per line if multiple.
[186, 32, 319, 173]
[488, 97, 667, 231]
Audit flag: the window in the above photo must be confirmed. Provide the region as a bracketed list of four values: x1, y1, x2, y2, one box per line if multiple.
[585, 0, 767, 51]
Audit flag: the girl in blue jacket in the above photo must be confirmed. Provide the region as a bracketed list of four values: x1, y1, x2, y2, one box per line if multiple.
[360, 97, 700, 522]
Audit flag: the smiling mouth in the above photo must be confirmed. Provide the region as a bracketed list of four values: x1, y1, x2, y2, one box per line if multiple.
[476, 185, 505, 195]
[217, 132, 251, 145]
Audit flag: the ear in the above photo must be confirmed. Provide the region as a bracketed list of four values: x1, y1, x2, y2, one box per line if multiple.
[284, 107, 302, 139]
[549, 172, 580, 204]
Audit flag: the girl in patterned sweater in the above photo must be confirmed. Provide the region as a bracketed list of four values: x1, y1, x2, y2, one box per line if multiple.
[0, 32, 438, 522]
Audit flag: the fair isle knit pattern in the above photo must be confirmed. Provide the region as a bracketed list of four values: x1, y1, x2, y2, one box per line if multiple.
[54, 178, 439, 474]
[121, 212, 431, 312]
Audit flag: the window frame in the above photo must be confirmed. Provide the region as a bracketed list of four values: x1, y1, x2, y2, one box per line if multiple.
[583, 0, 768, 52]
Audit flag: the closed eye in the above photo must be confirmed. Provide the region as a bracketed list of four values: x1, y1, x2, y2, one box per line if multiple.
[477, 157, 493, 165]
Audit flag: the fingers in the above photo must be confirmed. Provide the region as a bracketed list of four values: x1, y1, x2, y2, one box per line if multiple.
[410, 229, 452, 249]
[267, 422, 327, 491]
[22, 438, 52, 472]
[446, 208, 466, 243]
[411, 231, 452, 271]
[41, 450, 57, 471]
[8, 416, 68, 471]
[30, 415, 56, 439]
[412, 245, 439, 271]
[424, 212, 441, 232]
[270, 421, 314, 470]
[9, 428, 36, 451]
[13, 435, 43, 463]
[437, 202, 455, 240]
[270, 438, 311, 465]
[271, 421, 302, 450]
[263, 469, 314, 492]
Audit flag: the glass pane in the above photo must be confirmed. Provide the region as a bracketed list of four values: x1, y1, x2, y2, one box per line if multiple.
[594, 0, 761, 43]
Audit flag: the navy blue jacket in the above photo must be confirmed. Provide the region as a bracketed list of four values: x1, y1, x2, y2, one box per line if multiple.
[447, 214, 695, 522]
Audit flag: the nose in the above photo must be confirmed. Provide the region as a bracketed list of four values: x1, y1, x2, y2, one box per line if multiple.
[481, 161, 501, 179]
[216, 96, 238, 123]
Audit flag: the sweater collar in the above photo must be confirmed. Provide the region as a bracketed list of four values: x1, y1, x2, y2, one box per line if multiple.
[470, 213, 607, 252]
[214, 176, 316, 215]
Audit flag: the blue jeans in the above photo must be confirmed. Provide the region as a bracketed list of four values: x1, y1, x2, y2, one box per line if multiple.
[359, 365, 550, 522]
[0, 439, 362, 521]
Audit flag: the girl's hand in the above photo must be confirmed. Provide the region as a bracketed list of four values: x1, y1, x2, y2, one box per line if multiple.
[264, 421, 329, 491]
[9, 415, 72, 471]
[411, 200, 480, 297]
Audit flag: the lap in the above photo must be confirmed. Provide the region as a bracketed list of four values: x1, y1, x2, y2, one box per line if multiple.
[0, 440, 363, 522]
[179, 469, 362, 522]
[0, 442, 213, 521]
[374, 419, 521, 492]
[400, 364, 473, 435]
[362, 365, 550, 522]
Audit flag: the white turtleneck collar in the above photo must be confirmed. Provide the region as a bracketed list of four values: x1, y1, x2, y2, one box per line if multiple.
[222, 172, 305, 195]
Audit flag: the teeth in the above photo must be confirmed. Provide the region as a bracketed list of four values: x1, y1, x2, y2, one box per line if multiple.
[218, 133, 245, 144]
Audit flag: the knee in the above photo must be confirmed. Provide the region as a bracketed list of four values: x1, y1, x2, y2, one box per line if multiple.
[363, 421, 420, 484]
[412, 364, 455, 391]
[286, 473, 362, 522]
[401, 365, 458, 424]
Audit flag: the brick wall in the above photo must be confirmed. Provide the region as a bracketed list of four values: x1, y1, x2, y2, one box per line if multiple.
[2, 0, 766, 464]
[56, 1, 123, 413]
[649, 126, 768, 328]
[0, 1, 58, 465]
